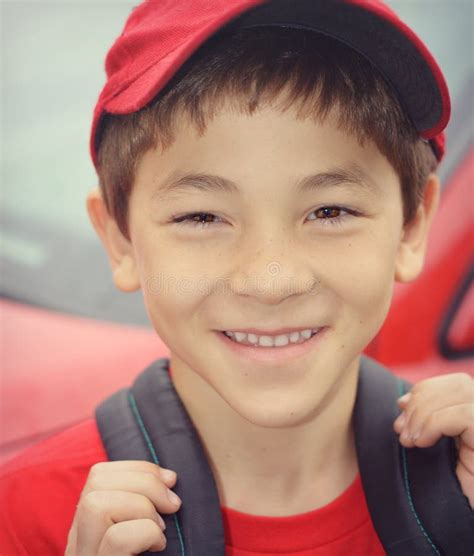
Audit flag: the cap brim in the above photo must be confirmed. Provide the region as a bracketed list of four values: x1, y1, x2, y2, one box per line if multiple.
[228, 0, 450, 137]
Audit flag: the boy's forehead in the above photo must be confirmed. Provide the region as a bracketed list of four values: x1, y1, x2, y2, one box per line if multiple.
[91, 0, 450, 170]
[138, 108, 396, 203]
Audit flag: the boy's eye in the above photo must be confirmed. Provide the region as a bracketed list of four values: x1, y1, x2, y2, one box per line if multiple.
[307, 206, 355, 225]
[171, 212, 222, 228]
[170, 206, 356, 230]
[314, 207, 342, 219]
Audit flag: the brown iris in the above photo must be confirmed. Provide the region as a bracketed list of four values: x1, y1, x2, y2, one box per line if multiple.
[192, 212, 215, 224]
[316, 207, 341, 219]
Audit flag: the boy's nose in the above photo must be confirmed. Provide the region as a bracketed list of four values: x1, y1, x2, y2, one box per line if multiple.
[227, 237, 319, 305]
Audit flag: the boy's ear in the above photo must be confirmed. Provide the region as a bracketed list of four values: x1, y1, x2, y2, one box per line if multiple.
[395, 173, 440, 283]
[86, 187, 141, 292]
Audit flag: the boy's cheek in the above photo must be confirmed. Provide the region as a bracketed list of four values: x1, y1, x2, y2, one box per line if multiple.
[134, 219, 399, 322]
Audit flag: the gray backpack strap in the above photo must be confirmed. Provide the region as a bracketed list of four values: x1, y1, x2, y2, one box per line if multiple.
[96, 355, 473, 556]
[355, 356, 474, 556]
[96, 357, 225, 556]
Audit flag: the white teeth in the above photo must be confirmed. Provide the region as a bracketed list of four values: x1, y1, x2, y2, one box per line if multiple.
[258, 335, 274, 347]
[224, 328, 318, 347]
[300, 329, 313, 340]
[274, 334, 289, 347]
[289, 331, 300, 343]
[234, 331, 247, 342]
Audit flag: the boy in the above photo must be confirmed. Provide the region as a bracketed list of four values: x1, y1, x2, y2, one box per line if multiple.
[1, 0, 472, 554]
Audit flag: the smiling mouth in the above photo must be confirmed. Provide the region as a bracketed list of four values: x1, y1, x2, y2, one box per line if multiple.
[221, 328, 320, 348]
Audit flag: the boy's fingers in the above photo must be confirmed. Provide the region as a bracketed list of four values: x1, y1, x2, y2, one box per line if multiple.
[396, 392, 411, 407]
[456, 457, 474, 509]
[398, 373, 473, 412]
[75, 490, 167, 556]
[393, 411, 406, 431]
[457, 443, 474, 475]
[81, 469, 181, 514]
[396, 374, 473, 440]
[89, 460, 177, 481]
[65, 516, 78, 555]
[397, 403, 474, 448]
[160, 468, 178, 485]
[83, 461, 177, 491]
[456, 441, 474, 510]
[97, 519, 166, 555]
[402, 397, 472, 444]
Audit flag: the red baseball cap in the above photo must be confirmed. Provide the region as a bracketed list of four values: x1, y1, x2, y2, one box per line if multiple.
[90, 0, 451, 170]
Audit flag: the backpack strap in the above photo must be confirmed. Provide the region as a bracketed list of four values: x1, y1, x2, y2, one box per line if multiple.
[96, 357, 225, 556]
[354, 356, 474, 556]
[96, 356, 473, 556]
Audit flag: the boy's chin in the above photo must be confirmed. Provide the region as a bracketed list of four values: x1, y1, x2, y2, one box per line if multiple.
[224, 391, 328, 430]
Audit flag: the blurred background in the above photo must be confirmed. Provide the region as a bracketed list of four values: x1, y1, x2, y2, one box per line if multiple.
[1, 0, 473, 463]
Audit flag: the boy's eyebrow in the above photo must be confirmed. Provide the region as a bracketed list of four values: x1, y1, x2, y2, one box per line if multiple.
[152, 162, 378, 200]
[295, 163, 379, 194]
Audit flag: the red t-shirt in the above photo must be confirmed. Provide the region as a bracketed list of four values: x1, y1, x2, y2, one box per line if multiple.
[0, 419, 386, 555]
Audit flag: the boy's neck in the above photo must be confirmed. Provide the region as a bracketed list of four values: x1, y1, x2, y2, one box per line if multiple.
[170, 356, 360, 516]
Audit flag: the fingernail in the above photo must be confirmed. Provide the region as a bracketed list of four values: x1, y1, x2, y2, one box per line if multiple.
[398, 393, 412, 403]
[411, 429, 421, 442]
[167, 489, 182, 506]
[161, 468, 177, 482]
[396, 412, 406, 426]
[400, 429, 409, 442]
[157, 513, 166, 530]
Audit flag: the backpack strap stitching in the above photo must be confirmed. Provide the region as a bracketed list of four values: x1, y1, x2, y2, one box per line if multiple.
[128, 391, 187, 556]
[128, 391, 161, 463]
[397, 379, 441, 555]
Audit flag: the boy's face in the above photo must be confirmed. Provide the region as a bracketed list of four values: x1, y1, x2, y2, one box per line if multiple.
[91, 100, 438, 428]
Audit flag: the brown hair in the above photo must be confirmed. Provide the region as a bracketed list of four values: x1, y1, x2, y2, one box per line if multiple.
[96, 26, 438, 239]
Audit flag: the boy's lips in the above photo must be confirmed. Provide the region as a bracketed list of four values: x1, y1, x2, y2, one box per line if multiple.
[214, 327, 327, 364]
[219, 325, 318, 335]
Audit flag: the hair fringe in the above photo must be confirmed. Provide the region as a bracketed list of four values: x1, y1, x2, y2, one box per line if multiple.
[97, 27, 438, 238]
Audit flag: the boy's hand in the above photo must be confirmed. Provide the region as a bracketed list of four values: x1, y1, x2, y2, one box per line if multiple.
[393, 372, 474, 509]
[65, 461, 181, 555]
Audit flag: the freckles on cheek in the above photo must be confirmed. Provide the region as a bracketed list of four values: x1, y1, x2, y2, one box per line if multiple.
[141, 263, 214, 321]
[325, 243, 396, 318]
